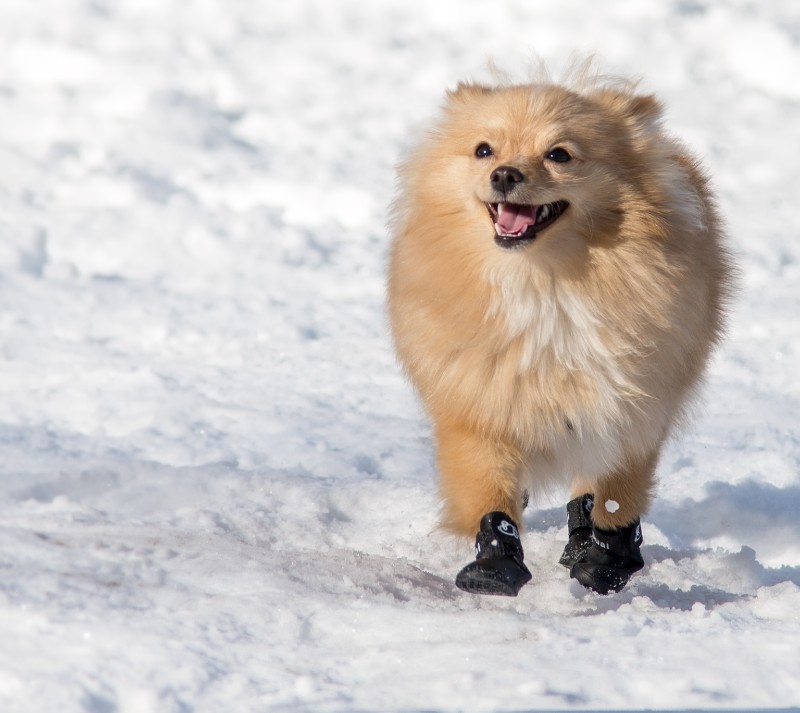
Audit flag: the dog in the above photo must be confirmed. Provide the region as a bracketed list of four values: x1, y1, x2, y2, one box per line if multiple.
[387, 68, 733, 596]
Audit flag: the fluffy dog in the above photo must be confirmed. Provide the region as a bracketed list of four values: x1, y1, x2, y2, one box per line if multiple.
[387, 69, 733, 595]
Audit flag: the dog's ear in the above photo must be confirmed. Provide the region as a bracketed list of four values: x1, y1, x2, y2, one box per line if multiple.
[595, 89, 664, 136]
[446, 82, 493, 103]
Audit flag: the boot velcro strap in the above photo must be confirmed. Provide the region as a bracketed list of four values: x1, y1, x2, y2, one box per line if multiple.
[475, 512, 523, 561]
[566, 494, 593, 535]
[592, 519, 643, 556]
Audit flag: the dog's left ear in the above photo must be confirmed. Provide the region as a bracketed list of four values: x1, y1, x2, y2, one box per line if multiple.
[446, 81, 493, 103]
[595, 90, 664, 137]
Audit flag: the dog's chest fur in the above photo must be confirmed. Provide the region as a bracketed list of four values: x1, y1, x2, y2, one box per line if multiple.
[486, 266, 622, 379]
[483, 266, 638, 478]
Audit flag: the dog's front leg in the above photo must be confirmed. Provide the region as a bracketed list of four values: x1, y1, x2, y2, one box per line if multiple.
[435, 421, 524, 536]
[434, 421, 532, 596]
[567, 452, 658, 594]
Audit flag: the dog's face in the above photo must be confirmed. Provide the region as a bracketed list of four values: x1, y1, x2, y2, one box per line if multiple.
[427, 83, 663, 253]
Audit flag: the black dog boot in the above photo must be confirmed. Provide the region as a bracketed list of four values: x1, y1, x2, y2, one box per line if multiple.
[570, 519, 644, 595]
[558, 493, 594, 568]
[455, 512, 532, 596]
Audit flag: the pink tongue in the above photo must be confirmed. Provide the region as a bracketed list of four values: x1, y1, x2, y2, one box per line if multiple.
[496, 203, 537, 234]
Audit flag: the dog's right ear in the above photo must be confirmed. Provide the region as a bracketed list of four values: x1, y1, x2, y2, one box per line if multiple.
[594, 88, 664, 137]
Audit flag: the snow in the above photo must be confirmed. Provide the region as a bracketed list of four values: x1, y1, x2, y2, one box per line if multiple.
[1, 0, 799, 710]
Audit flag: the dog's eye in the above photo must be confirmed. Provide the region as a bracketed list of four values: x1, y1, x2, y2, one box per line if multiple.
[475, 143, 493, 158]
[546, 147, 572, 163]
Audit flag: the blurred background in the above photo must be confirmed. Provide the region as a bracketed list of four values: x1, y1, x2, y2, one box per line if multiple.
[0, 1, 798, 711]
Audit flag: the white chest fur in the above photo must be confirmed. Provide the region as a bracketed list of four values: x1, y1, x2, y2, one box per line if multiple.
[486, 266, 620, 377]
[484, 265, 640, 482]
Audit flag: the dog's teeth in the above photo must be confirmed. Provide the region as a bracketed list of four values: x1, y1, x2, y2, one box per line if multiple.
[540, 205, 551, 220]
[497, 202, 505, 216]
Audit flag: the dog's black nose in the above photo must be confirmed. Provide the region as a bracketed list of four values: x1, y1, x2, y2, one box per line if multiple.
[490, 166, 524, 195]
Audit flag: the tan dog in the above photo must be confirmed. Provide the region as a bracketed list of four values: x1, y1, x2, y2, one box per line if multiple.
[388, 72, 733, 595]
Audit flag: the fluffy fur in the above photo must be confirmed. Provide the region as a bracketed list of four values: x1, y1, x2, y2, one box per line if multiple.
[388, 72, 733, 537]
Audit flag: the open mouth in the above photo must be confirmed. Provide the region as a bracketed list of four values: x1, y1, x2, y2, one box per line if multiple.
[486, 200, 569, 249]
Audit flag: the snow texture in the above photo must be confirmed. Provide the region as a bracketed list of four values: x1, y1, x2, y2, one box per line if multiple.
[1, 1, 800, 711]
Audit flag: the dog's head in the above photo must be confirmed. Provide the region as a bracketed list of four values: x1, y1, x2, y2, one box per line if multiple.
[420, 81, 665, 255]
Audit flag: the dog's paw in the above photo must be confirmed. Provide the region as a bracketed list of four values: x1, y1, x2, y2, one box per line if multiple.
[569, 559, 640, 595]
[569, 519, 644, 595]
[455, 556, 532, 597]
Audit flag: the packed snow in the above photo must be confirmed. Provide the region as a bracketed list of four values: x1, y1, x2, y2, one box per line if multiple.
[1, 0, 799, 711]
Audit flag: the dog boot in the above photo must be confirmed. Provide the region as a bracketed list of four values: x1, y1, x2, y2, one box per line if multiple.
[570, 519, 644, 595]
[558, 493, 594, 568]
[455, 512, 532, 597]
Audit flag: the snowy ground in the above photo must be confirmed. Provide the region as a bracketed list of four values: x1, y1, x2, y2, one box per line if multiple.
[1, 0, 799, 711]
